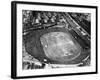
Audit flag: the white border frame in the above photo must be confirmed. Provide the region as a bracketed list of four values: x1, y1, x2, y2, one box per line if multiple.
[16, 3, 97, 77]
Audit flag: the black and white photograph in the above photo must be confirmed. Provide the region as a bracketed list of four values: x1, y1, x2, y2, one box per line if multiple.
[22, 11, 91, 69]
[11, 1, 97, 79]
